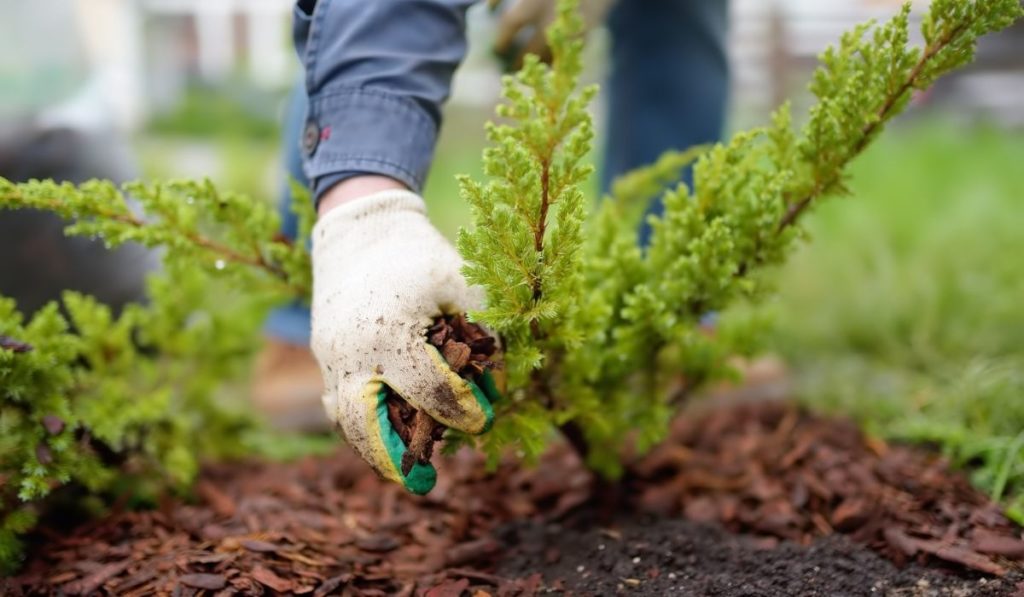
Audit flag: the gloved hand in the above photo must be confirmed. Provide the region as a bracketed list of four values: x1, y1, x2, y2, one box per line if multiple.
[489, 0, 613, 68]
[311, 190, 499, 495]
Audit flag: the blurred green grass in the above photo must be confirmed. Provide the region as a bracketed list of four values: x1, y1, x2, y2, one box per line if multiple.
[756, 121, 1024, 520]
[422, 108, 489, 239]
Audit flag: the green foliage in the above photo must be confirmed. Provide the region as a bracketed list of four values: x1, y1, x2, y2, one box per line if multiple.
[0, 179, 313, 572]
[0, 178, 312, 300]
[454, 0, 1021, 475]
[607, 145, 708, 223]
[755, 123, 1024, 521]
[458, 0, 594, 385]
[454, 0, 595, 464]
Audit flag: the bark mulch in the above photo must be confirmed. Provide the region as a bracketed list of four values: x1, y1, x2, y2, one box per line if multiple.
[5, 401, 1023, 596]
[631, 402, 1024, 575]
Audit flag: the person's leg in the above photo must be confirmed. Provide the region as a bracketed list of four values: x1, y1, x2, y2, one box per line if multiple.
[603, 0, 730, 245]
[253, 80, 327, 431]
[263, 80, 313, 347]
[605, 3, 786, 382]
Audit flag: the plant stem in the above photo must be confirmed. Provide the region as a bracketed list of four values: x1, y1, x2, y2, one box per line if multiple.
[534, 158, 552, 259]
[0, 336, 32, 353]
[528, 157, 553, 339]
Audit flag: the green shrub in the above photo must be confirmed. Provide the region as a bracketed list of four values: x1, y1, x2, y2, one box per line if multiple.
[0, 179, 312, 572]
[147, 85, 283, 142]
[451, 0, 1023, 477]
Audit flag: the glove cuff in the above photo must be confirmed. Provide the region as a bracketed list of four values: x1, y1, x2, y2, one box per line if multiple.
[313, 189, 426, 238]
[311, 189, 433, 289]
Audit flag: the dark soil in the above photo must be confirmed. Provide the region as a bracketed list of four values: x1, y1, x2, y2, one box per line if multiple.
[500, 516, 1019, 596]
[5, 402, 1023, 596]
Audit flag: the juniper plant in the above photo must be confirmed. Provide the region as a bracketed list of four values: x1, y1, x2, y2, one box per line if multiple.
[0, 180, 313, 571]
[451, 0, 1022, 476]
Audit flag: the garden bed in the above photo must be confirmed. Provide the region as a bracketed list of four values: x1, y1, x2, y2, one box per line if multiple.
[5, 401, 1023, 596]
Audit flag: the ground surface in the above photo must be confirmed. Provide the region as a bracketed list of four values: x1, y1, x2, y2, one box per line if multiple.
[5, 402, 1024, 596]
[500, 517, 1015, 596]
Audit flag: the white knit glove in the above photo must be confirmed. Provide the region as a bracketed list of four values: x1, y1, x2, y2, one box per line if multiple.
[310, 190, 496, 494]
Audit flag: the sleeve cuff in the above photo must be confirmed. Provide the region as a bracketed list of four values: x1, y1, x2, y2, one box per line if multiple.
[302, 88, 438, 200]
[313, 172, 359, 205]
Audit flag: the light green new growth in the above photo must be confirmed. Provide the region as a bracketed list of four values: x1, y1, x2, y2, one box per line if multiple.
[455, 0, 1022, 475]
[454, 0, 596, 461]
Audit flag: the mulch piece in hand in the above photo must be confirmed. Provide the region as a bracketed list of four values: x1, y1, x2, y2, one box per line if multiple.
[385, 314, 500, 475]
[4, 401, 1022, 596]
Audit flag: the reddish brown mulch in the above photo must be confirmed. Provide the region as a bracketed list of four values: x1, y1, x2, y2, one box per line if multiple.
[631, 402, 1024, 574]
[4, 401, 1023, 596]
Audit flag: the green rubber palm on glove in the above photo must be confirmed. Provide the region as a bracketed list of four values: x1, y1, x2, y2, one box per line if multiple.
[311, 190, 501, 495]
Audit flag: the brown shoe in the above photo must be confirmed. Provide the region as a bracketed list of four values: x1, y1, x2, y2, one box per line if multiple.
[251, 338, 330, 432]
[704, 354, 792, 404]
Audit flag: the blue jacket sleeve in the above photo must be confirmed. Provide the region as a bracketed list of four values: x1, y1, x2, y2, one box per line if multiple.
[292, 0, 475, 200]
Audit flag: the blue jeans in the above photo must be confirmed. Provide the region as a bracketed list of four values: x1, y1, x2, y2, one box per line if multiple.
[263, 83, 315, 346]
[266, 0, 729, 345]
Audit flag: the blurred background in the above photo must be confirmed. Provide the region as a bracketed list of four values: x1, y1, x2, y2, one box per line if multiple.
[3, 0, 1022, 229]
[2, 0, 1023, 507]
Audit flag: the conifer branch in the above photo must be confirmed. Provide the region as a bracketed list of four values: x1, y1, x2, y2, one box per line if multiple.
[530, 153, 553, 333]
[778, 9, 987, 231]
[16, 192, 282, 275]
[0, 178, 312, 298]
